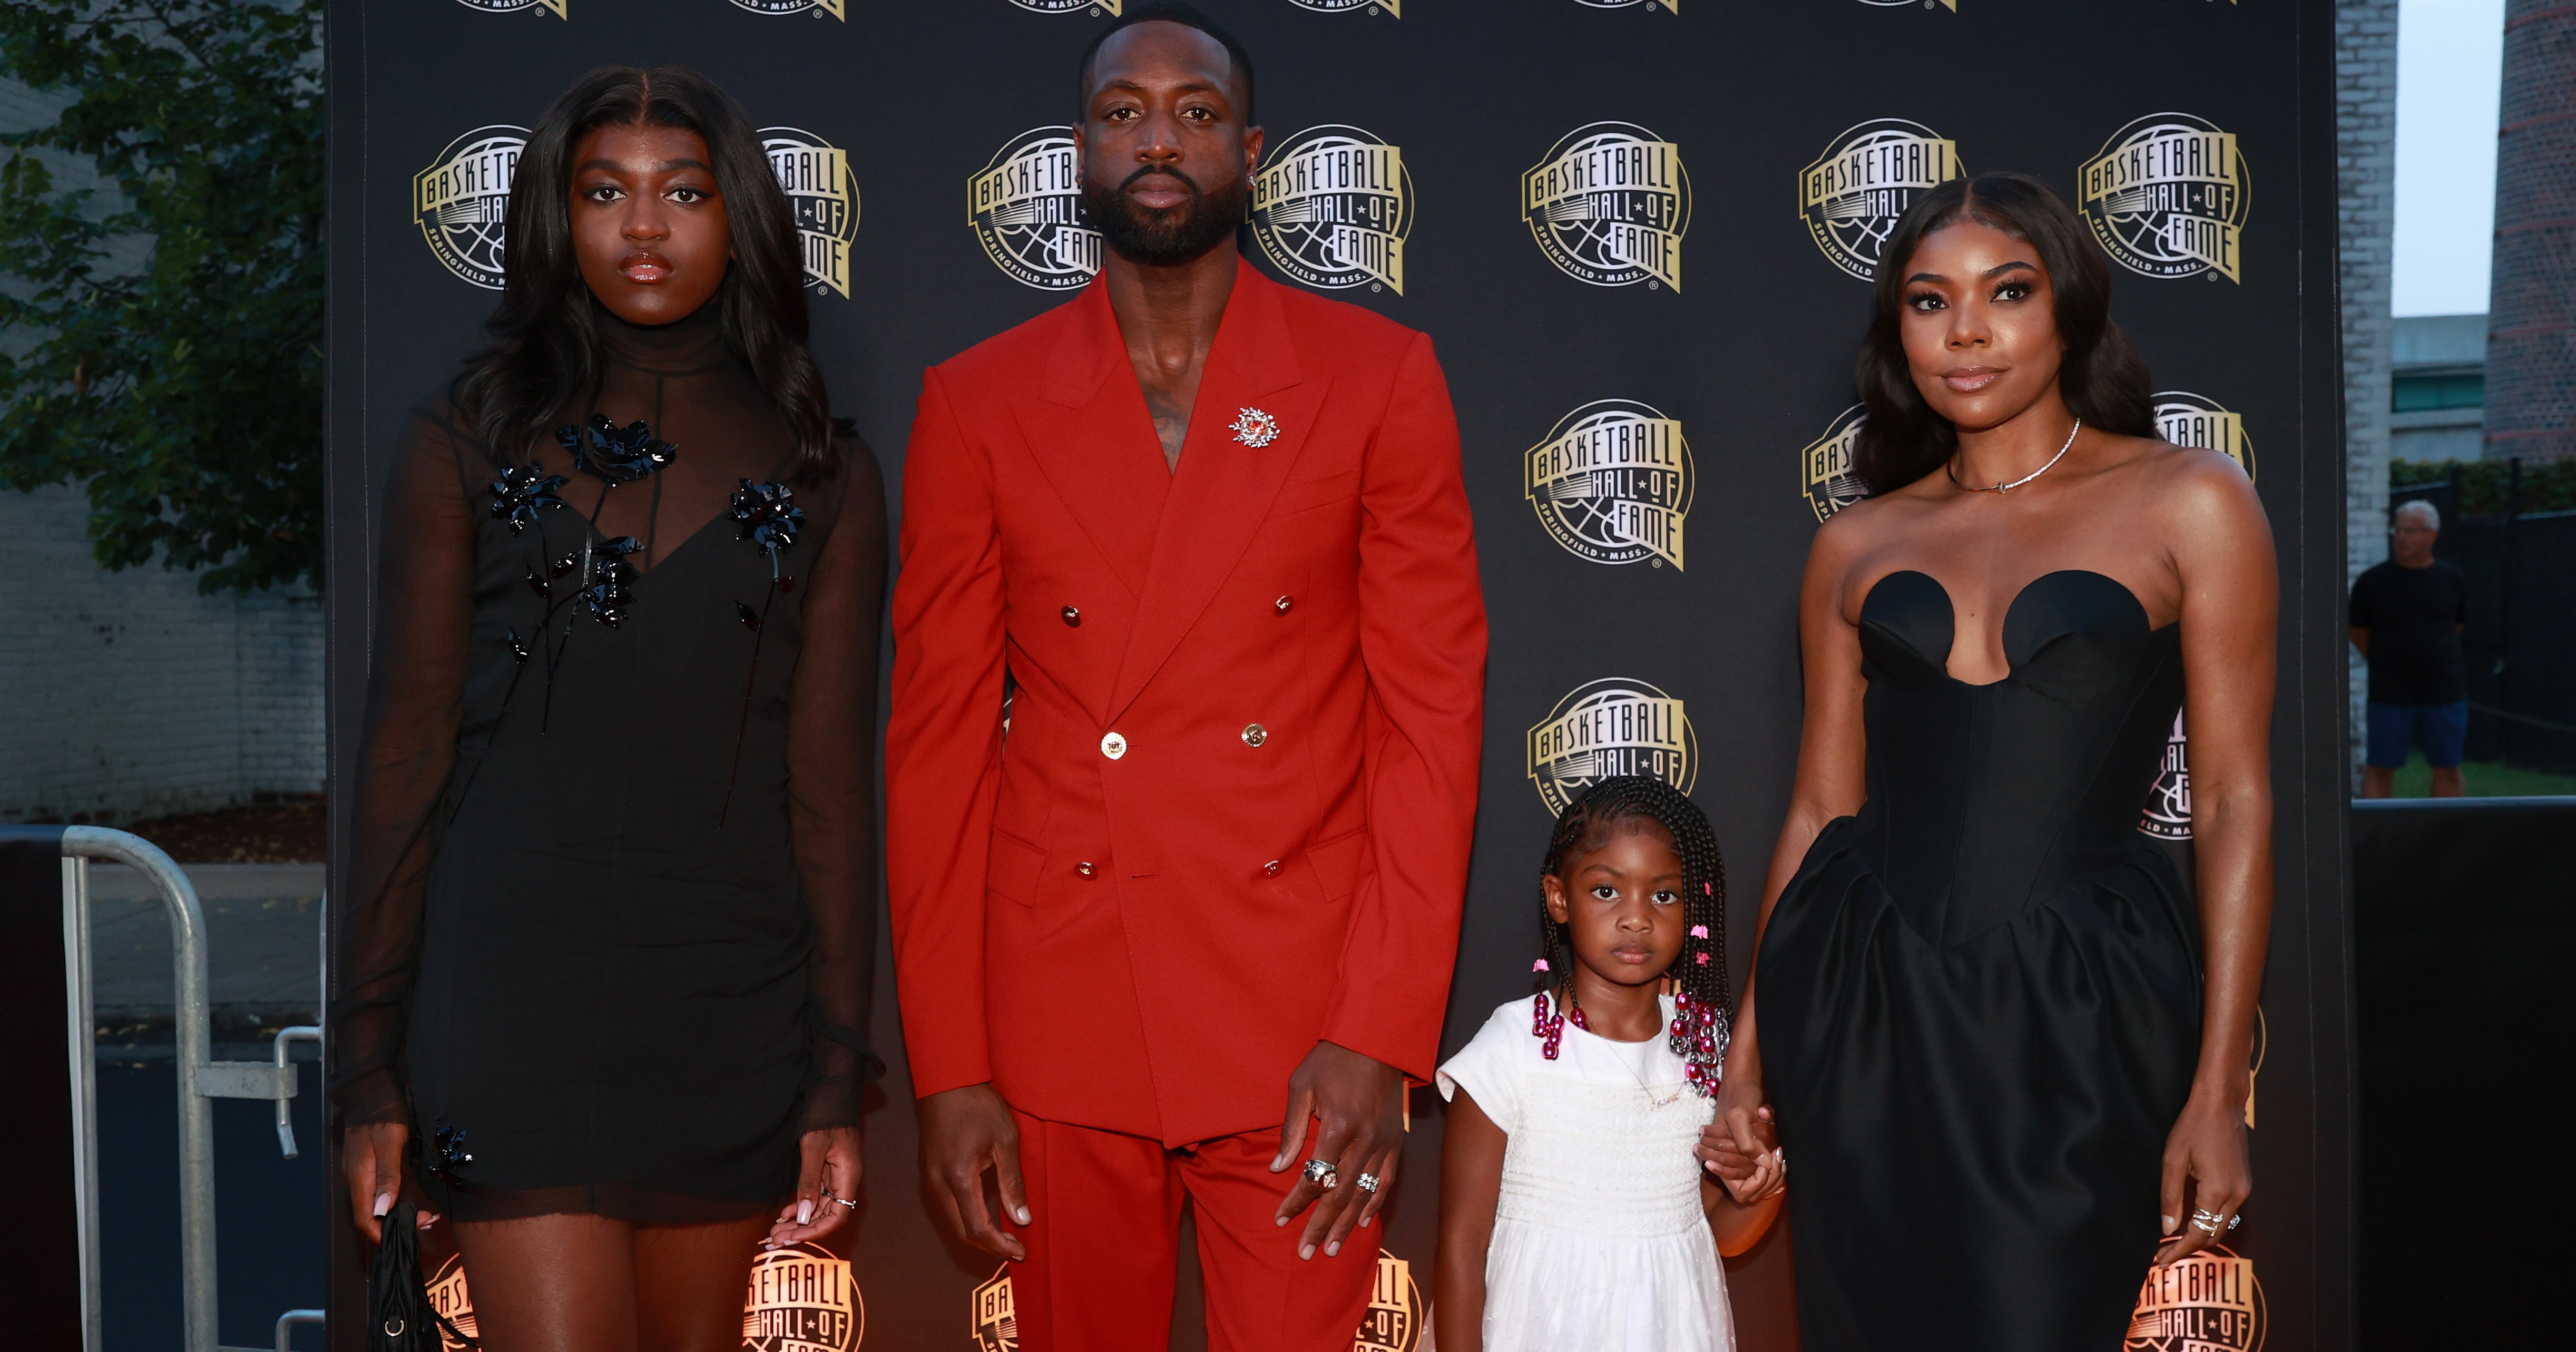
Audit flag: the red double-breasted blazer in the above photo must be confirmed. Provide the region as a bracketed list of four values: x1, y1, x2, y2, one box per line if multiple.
[886, 260, 1487, 1146]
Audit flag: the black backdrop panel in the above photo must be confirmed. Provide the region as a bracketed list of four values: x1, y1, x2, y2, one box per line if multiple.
[324, 3, 2352, 1349]
[2352, 799, 2576, 1348]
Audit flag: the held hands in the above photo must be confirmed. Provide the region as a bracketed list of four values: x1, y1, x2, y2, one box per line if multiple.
[919, 1083, 1031, 1261]
[1271, 1041, 1405, 1261]
[339, 1121, 439, 1243]
[767, 1125, 864, 1250]
[2154, 1089, 2251, 1267]
[1700, 1082, 1786, 1204]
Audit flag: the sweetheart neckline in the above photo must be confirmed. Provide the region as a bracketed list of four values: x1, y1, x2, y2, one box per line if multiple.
[1861, 567, 2177, 689]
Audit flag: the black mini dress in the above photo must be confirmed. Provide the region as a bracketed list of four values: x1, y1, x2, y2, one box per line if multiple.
[333, 302, 884, 1223]
[1757, 569, 2205, 1351]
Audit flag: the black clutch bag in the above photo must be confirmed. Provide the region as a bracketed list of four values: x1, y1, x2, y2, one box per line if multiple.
[367, 1202, 476, 1351]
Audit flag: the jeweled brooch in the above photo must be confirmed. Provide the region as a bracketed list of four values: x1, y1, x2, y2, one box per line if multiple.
[1229, 407, 1280, 448]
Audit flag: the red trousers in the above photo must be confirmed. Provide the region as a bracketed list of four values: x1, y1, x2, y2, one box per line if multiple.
[1007, 1111, 1378, 1352]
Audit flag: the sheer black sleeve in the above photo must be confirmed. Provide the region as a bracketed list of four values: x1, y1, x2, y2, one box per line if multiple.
[787, 438, 890, 1131]
[331, 407, 481, 1126]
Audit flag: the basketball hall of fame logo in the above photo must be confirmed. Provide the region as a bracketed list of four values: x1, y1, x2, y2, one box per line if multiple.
[454, 0, 565, 16]
[1252, 125, 1412, 295]
[746, 1243, 864, 1351]
[1529, 678, 1696, 814]
[762, 128, 859, 299]
[730, 0, 844, 18]
[968, 1251, 1417, 1350]
[2154, 390, 2255, 480]
[1801, 405, 1872, 523]
[1522, 123, 1689, 290]
[419, 1245, 863, 1351]
[2080, 114, 2248, 283]
[1357, 1250, 1424, 1351]
[1525, 400, 1690, 570]
[972, 1268, 1016, 1351]
[970, 127, 1100, 290]
[427, 1254, 478, 1350]
[2127, 1243, 2265, 1352]
[2140, 709, 2192, 841]
[1009, 0, 1120, 12]
[1858, 0, 1956, 9]
[1574, 1, 1678, 11]
[1290, 0, 1398, 13]
[415, 126, 527, 291]
[1799, 120, 1963, 281]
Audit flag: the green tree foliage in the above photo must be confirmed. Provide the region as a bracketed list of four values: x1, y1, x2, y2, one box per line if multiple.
[2393, 458, 2576, 520]
[0, 0, 323, 594]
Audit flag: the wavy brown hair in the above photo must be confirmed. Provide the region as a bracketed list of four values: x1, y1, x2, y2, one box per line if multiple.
[1852, 172, 2153, 495]
[454, 65, 840, 480]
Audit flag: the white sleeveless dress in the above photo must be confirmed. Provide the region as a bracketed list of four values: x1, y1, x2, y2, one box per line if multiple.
[1436, 995, 1735, 1352]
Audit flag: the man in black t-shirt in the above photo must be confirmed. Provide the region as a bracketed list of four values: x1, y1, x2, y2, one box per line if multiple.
[2349, 499, 2472, 797]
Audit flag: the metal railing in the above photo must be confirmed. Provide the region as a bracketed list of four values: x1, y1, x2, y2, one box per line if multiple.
[55, 826, 320, 1352]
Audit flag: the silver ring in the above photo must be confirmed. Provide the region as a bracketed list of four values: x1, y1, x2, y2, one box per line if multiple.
[2229, 1214, 2242, 1230]
[1301, 1159, 1338, 1191]
[1355, 1172, 1379, 1194]
[2190, 1216, 2222, 1236]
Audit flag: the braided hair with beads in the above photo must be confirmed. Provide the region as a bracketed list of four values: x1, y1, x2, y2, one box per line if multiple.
[1530, 775, 1733, 1098]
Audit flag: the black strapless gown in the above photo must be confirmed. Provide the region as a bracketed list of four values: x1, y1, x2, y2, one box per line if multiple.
[1758, 569, 2203, 1351]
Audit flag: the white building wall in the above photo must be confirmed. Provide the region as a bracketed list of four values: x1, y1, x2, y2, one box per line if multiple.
[0, 483, 324, 822]
[2340, 0, 2403, 780]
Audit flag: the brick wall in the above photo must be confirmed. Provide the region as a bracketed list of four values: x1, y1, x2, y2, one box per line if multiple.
[2340, 0, 2402, 773]
[0, 484, 324, 822]
[2485, 0, 2576, 460]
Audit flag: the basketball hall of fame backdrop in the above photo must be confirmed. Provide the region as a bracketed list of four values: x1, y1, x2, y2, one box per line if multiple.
[325, 3, 2353, 1348]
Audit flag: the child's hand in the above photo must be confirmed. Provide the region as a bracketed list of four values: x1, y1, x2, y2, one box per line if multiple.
[1698, 1104, 1786, 1203]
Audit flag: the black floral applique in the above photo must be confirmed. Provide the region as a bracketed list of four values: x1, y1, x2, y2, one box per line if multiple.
[578, 536, 644, 628]
[488, 464, 569, 534]
[721, 479, 808, 826]
[557, 414, 677, 486]
[427, 1122, 475, 1179]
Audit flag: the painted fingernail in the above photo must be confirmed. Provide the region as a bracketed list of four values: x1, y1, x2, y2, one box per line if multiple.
[1015, 1207, 1032, 1225]
[1326, 1241, 1340, 1257]
[1300, 1243, 1316, 1261]
[2161, 1215, 2177, 1233]
[1276, 1216, 1288, 1227]
[373, 1192, 393, 1218]
[798, 1199, 815, 1226]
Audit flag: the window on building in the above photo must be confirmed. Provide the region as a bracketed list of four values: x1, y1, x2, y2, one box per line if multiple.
[2393, 371, 2485, 413]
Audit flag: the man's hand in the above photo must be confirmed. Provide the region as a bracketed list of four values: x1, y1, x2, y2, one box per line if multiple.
[1270, 1041, 1405, 1261]
[919, 1083, 1029, 1261]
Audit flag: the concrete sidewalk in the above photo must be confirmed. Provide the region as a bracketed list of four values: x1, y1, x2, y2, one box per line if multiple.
[86, 863, 324, 1039]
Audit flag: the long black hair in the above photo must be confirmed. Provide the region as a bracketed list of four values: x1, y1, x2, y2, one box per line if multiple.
[1851, 171, 2153, 495]
[454, 65, 840, 481]
[1537, 776, 1732, 1095]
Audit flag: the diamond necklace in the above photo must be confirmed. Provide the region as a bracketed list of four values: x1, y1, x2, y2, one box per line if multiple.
[1947, 418, 2081, 495]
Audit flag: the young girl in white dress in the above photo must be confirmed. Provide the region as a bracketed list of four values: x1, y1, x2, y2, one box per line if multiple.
[1434, 776, 1783, 1352]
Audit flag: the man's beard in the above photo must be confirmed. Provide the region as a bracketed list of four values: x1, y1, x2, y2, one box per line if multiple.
[1083, 166, 1248, 267]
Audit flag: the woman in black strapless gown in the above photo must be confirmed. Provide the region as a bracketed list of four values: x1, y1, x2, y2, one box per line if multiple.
[1706, 174, 2276, 1351]
[334, 68, 882, 1344]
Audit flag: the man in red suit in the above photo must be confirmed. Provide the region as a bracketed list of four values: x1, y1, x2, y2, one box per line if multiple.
[886, 7, 1486, 1349]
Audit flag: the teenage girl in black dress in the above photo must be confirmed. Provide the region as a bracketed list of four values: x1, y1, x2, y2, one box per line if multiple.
[335, 66, 883, 1348]
[1705, 173, 2275, 1351]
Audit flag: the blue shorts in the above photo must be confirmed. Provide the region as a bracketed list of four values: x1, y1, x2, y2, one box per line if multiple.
[2366, 701, 2468, 769]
